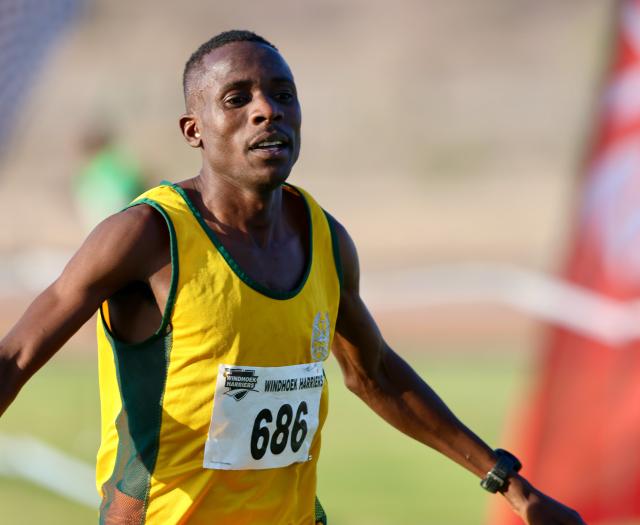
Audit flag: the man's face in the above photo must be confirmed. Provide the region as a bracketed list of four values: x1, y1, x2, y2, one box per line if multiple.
[189, 41, 301, 190]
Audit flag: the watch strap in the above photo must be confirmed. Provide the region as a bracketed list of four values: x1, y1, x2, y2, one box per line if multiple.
[480, 448, 522, 493]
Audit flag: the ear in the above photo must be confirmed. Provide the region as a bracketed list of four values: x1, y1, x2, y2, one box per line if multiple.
[179, 114, 202, 148]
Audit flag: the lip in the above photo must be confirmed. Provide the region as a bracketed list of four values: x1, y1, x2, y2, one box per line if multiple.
[247, 130, 292, 161]
[248, 130, 291, 151]
[248, 144, 290, 160]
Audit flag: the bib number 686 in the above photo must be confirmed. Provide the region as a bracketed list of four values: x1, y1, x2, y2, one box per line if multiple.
[250, 402, 308, 460]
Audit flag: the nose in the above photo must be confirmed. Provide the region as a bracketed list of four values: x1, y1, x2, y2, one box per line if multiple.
[250, 93, 283, 125]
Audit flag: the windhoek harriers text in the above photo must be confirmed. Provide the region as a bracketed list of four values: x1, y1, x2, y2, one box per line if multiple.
[264, 374, 324, 393]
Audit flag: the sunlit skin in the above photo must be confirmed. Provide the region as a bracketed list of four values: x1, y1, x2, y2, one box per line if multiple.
[182, 41, 302, 193]
[0, 40, 585, 525]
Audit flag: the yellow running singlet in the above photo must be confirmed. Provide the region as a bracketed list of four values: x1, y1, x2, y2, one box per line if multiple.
[95, 182, 341, 524]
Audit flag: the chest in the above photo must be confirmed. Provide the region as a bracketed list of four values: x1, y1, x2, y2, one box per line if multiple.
[217, 232, 308, 293]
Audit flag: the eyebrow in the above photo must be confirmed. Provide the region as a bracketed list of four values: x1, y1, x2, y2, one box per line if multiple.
[271, 76, 295, 85]
[218, 76, 295, 94]
[219, 79, 252, 93]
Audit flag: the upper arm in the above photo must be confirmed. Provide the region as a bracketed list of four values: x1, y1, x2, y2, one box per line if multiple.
[2, 204, 169, 371]
[327, 213, 387, 393]
[60, 204, 168, 305]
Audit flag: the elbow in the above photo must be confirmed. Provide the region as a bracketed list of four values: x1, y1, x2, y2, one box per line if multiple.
[343, 373, 364, 397]
[339, 353, 390, 401]
[343, 368, 379, 401]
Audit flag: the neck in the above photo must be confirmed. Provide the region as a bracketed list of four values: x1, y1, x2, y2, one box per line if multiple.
[192, 168, 286, 248]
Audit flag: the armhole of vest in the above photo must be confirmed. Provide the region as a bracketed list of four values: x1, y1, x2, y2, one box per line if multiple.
[322, 209, 343, 290]
[98, 198, 180, 347]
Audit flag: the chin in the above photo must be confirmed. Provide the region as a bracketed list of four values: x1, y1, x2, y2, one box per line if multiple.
[249, 167, 293, 193]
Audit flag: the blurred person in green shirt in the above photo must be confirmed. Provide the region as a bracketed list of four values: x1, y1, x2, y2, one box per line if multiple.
[73, 125, 145, 231]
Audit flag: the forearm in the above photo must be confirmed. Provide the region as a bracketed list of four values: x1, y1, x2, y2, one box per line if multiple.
[0, 339, 25, 417]
[349, 345, 496, 478]
[0, 292, 63, 416]
[0, 282, 95, 416]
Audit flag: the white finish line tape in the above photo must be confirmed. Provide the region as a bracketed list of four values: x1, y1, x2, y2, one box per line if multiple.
[0, 433, 99, 508]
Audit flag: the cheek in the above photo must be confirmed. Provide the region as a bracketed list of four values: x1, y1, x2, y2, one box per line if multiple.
[204, 113, 245, 151]
[285, 106, 302, 143]
[292, 104, 302, 128]
[293, 110, 302, 145]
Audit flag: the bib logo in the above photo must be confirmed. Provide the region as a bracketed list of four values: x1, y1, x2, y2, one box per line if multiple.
[223, 368, 259, 401]
[310, 311, 330, 362]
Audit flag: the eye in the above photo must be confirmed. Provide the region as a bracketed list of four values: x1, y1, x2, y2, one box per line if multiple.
[224, 93, 250, 107]
[275, 91, 295, 103]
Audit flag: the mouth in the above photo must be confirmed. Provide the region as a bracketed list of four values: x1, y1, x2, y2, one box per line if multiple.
[248, 132, 291, 158]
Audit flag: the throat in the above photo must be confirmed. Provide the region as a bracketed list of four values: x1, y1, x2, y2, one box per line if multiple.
[215, 188, 310, 295]
[193, 171, 284, 235]
[181, 177, 311, 295]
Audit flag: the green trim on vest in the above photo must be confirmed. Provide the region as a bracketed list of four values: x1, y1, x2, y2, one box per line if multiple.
[315, 496, 328, 524]
[99, 198, 179, 347]
[164, 181, 314, 301]
[99, 331, 173, 524]
[322, 210, 343, 290]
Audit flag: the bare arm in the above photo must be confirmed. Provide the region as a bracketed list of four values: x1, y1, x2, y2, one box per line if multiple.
[329, 215, 585, 525]
[0, 205, 169, 416]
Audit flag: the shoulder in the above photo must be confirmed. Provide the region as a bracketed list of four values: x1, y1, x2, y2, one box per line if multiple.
[73, 203, 171, 283]
[49, 200, 172, 303]
[97, 203, 169, 249]
[323, 212, 359, 291]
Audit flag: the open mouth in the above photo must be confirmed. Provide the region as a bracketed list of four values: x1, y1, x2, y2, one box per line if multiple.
[251, 140, 287, 150]
[248, 132, 290, 153]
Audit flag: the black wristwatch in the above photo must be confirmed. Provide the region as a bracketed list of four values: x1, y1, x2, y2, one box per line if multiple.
[480, 448, 522, 493]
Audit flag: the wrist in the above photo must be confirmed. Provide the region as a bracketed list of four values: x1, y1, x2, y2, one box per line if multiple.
[500, 474, 531, 508]
[500, 474, 535, 514]
[480, 448, 522, 493]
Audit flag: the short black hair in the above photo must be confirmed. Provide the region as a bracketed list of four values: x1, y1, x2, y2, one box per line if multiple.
[183, 30, 277, 108]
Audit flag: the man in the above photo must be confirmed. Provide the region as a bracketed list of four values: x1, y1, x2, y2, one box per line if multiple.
[0, 30, 585, 524]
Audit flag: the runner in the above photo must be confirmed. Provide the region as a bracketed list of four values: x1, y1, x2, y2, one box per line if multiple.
[0, 30, 585, 525]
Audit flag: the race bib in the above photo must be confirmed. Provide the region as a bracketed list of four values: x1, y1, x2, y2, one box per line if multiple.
[203, 362, 324, 470]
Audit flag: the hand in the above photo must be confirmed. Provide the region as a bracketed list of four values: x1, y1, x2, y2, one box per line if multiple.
[502, 475, 587, 525]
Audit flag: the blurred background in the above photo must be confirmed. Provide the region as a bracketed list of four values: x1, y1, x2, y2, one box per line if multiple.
[2, 1, 637, 524]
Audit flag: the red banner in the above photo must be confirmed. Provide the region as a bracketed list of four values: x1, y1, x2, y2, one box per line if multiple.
[491, 2, 640, 523]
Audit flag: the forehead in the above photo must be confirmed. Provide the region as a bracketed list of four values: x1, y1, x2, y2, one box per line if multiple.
[200, 41, 295, 91]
